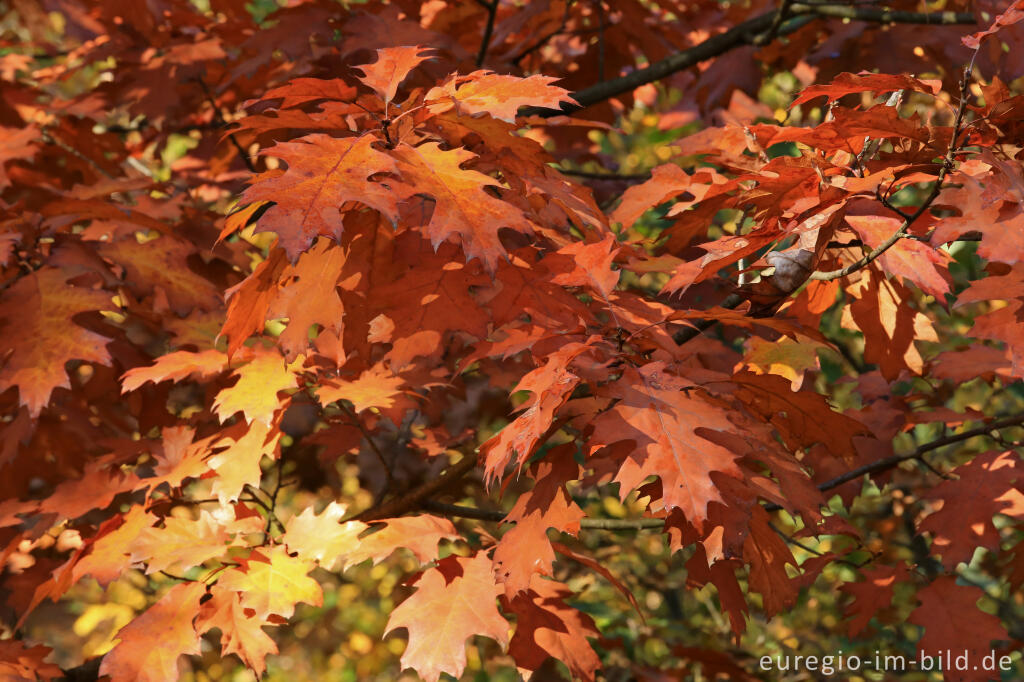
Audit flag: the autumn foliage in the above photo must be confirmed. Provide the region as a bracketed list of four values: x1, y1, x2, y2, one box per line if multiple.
[2, 0, 1024, 680]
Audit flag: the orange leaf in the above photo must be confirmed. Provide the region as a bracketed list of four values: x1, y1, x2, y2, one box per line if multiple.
[426, 72, 576, 122]
[121, 349, 228, 393]
[129, 510, 231, 575]
[316, 362, 405, 413]
[591, 364, 743, 530]
[385, 552, 509, 682]
[0, 268, 113, 416]
[218, 546, 323, 620]
[345, 514, 458, 569]
[208, 420, 281, 504]
[354, 46, 434, 104]
[392, 141, 535, 270]
[197, 585, 279, 675]
[99, 581, 205, 682]
[503, 578, 600, 682]
[213, 349, 299, 426]
[282, 501, 366, 570]
[610, 163, 691, 228]
[241, 134, 401, 259]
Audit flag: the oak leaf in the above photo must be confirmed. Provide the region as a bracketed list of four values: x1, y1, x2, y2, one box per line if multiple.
[790, 72, 940, 107]
[98, 581, 205, 682]
[355, 46, 434, 104]
[591, 363, 743, 530]
[213, 349, 299, 426]
[918, 450, 1024, 568]
[99, 235, 222, 315]
[480, 342, 589, 482]
[0, 268, 113, 416]
[197, 585, 279, 676]
[908, 577, 1009, 664]
[217, 546, 323, 620]
[208, 420, 281, 504]
[426, 72, 576, 123]
[344, 514, 458, 569]
[0, 640, 62, 682]
[241, 134, 401, 260]
[503, 579, 601, 682]
[385, 552, 509, 682]
[144, 426, 213, 493]
[121, 349, 228, 393]
[129, 510, 231, 575]
[610, 163, 691, 228]
[840, 563, 909, 637]
[281, 501, 367, 570]
[392, 141, 535, 270]
[72, 506, 156, 587]
[316, 362, 405, 413]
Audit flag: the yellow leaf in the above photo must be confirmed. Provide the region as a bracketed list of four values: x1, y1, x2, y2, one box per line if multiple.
[218, 546, 323, 620]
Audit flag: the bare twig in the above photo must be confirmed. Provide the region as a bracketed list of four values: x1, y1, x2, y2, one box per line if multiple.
[855, 88, 905, 176]
[768, 520, 868, 567]
[559, 168, 652, 181]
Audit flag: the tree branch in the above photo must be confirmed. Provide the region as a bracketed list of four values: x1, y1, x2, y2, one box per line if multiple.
[672, 292, 745, 345]
[765, 413, 1024, 512]
[356, 453, 478, 522]
[753, 0, 794, 46]
[421, 500, 666, 529]
[339, 402, 395, 492]
[523, 4, 975, 117]
[559, 168, 652, 182]
[429, 415, 1024, 525]
[475, 0, 498, 68]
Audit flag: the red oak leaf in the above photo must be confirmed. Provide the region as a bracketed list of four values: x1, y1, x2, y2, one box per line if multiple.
[385, 552, 509, 682]
[99, 581, 205, 682]
[392, 141, 535, 270]
[242, 134, 401, 260]
[0, 268, 113, 416]
[354, 46, 434, 104]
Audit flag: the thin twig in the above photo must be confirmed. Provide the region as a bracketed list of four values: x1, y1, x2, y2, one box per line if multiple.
[475, 0, 498, 68]
[765, 412, 1024, 512]
[559, 168, 652, 181]
[753, 0, 794, 45]
[243, 484, 283, 535]
[339, 402, 395, 490]
[809, 52, 977, 282]
[768, 521, 868, 567]
[194, 76, 257, 173]
[854, 88, 905, 183]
